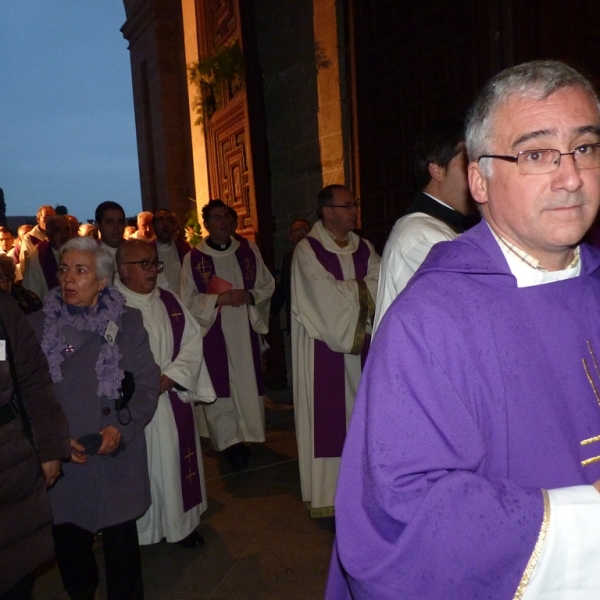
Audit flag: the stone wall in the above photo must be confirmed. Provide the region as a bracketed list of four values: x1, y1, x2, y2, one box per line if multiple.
[254, 0, 350, 265]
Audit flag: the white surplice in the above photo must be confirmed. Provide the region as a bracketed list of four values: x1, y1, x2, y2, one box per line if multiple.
[180, 237, 275, 450]
[22, 246, 59, 301]
[18, 225, 46, 274]
[116, 279, 216, 544]
[291, 220, 380, 516]
[157, 241, 184, 296]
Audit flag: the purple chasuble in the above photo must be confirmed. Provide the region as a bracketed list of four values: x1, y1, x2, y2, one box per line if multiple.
[190, 243, 264, 398]
[327, 221, 600, 599]
[158, 288, 202, 512]
[306, 236, 371, 458]
[37, 240, 59, 290]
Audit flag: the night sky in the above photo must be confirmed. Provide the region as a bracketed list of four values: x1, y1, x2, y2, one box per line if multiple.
[0, 1, 141, 223]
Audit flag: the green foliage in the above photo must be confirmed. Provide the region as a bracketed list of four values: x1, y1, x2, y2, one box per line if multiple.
[188, 38, 245, 123]
[184, 201, 202, 246]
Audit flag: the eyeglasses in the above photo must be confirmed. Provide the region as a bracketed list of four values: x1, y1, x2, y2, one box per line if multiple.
[121, 260, 164, 272]
[325, 199, 360, 210]
[478, 143, 600, 175]
[208, 213, 232, 222]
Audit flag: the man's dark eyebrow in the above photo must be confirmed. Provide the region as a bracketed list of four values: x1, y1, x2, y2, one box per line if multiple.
[511, 129, 555, 149]
[512, 125, 600, 150]
[575, 125, 600, 137]
[58, 263, 90, 268]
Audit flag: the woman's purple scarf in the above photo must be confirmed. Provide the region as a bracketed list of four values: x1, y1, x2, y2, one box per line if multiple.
[42, 286, 126, 398]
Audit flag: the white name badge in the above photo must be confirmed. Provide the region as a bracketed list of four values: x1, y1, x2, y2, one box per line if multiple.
[104, 321, 118, 346]
[0, 340, 5, 361]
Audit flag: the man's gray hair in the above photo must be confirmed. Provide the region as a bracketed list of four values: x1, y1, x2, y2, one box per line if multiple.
[466, 60, 600, 176]
[59, 236, 114, 282]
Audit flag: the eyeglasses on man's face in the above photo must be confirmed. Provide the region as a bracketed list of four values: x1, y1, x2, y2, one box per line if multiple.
[121, 260, 164, 272]
[208, 212, 233, 222]
[477, 143, 600, 175]
[325, 199, 360, 210]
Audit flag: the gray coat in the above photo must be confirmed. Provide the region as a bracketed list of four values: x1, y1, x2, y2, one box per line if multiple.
[29, 304, 160, 532]
[0, 293, 70, 594]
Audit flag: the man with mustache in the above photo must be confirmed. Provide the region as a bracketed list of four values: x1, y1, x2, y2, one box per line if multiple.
[117, 240, 216, 548]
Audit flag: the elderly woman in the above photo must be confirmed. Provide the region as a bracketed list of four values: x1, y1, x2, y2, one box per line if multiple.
[0, 254, 43, 314]
[29, 236, 160, 600]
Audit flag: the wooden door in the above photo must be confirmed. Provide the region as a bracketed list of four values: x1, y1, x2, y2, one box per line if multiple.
[194, 0, 274, 269]
[348, 0, 600, 254]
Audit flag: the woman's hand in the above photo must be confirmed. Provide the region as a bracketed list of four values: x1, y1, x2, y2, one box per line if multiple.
[70, 437, 88, 464]
[97, 425, 122, 455]
[41, 459, 61, 487]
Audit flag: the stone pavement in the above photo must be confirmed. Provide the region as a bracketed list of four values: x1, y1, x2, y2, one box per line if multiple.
[33, 390, 335, 599]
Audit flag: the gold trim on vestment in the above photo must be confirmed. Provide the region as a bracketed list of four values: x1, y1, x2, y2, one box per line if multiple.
[350, 280, 369, 355]
[512, 489, 550, 600]
[310, 505, 335, 518]
[581, 434, 600, 446]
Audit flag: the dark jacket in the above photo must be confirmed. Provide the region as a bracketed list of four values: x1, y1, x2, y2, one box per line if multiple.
[0, 292, 70, 593]
[29, 302, 160, 532]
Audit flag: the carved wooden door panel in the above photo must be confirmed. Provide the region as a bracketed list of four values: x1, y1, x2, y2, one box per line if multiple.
[194, 0, 274, 268]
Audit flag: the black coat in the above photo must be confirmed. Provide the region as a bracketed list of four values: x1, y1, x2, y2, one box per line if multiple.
[0, 292, 70, 593]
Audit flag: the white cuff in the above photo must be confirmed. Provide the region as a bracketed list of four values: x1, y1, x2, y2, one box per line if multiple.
[522, 485, 600, 599]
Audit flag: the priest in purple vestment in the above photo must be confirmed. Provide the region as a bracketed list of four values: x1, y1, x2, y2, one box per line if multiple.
[291, 184, 380, 518]
[22, 215, 73, 301]
[327, 61, 600, 599]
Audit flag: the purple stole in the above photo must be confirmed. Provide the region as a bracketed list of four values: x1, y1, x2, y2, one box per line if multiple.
[306, 236, 371, 458]
[189, 242, 265, 398]
[174, 239, 191, 263]
[37, 241, 59, 290]
[158, 288, 202, 512]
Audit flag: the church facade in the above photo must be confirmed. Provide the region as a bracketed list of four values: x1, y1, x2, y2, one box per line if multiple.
[121, 0, 600, 265]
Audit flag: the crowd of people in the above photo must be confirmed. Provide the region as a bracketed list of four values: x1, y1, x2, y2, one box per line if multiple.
[4, 58, 600, 599]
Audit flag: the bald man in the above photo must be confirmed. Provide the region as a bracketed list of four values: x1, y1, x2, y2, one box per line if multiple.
[116, 240, 215, 547]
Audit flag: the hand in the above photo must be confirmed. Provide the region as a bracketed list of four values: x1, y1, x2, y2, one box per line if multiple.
[70, 437, 88, 464]
[594, 479, 600, 493]
[217, 289, 249, 307]
[160, 374, 175, 394]
[97, 425, 122, 455]
[41, 459, 61, 487]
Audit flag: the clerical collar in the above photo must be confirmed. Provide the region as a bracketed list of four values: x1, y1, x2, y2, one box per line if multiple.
[406, 191, 480, 233]
[206, 237, 232, 251]
[322, 224, 349, 247]
[488, 223, 580, 288]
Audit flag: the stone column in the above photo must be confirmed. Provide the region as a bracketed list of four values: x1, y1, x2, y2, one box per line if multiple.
[313, 0, 347, 187]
